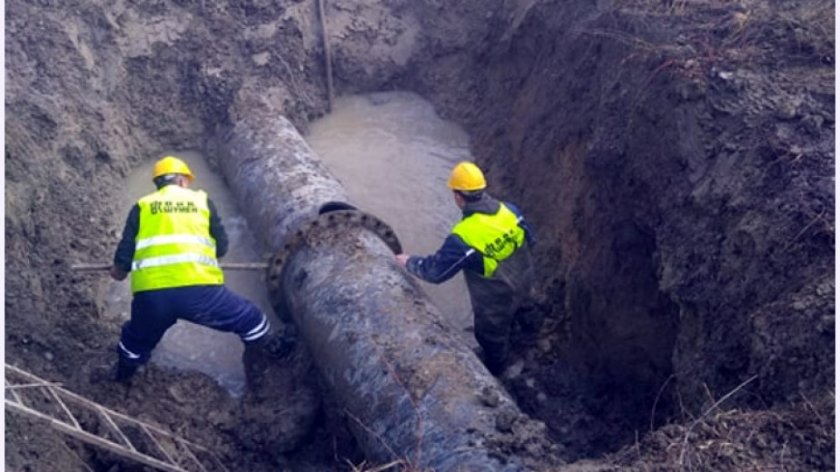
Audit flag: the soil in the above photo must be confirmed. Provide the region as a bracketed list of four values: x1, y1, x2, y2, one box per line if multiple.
[4, 0, 834, 471]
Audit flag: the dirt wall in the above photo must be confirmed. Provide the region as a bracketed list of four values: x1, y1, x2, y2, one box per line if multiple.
[5, 1, 333, 470]
[323, 0, 834, 461]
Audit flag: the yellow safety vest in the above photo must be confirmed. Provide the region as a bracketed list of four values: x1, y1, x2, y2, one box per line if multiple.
[451, 203, 526, 277]
[130, 185, 224, 293]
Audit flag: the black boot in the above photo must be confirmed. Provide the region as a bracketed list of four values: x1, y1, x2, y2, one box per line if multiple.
[263, 331, 297, 358]
[516, 303, 545, 335]
[255, 324, 298, 359]
[114, 358, 139, 383]
[481, 347, 510, 376]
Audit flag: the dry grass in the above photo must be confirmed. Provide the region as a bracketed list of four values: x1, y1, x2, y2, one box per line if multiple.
[586, 0, 834, 72]
[346, 459, 414, 472]
[677, 375, 758, 467]
[612, 388, 835, 471]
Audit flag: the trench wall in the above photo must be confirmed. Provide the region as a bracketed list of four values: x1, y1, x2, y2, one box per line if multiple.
[5, 0, 833, 467]
[318, 0, 834, 432]
[403, 0, 834, 413]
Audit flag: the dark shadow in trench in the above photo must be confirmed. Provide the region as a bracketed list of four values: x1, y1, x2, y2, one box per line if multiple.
[507, 218, 681, 460]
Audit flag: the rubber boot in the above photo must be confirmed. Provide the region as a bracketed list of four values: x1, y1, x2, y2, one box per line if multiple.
[483, 352, 508, 377]
[517, 308, 545, 335]
[114, 358, 139, 384]
[517, 305, 545, 335]
[267, 334, 296, 358]
[252, 325, 298, 359]
[266, 333, 297, 358]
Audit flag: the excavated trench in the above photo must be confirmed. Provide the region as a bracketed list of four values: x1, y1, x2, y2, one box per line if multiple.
[5, 0, 834, 471]
[103, 93, 475, 400]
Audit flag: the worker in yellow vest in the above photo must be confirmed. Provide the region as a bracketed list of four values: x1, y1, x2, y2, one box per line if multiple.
[108, 156, 275, 382]
[396, 161, 538, 375]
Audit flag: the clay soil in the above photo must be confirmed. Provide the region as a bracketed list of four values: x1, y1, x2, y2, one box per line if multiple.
[5, 0, 834, 471]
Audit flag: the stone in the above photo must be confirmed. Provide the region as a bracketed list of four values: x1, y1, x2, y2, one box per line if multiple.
[802, 114, 824, 136]
[495, 408, 517, 432]
[792, 300, 808, 311]
[477, 386, 500, 408]
[776, 99, 800, 120]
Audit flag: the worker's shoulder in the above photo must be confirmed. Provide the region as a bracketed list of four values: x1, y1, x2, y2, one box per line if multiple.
[501, 200, 526, 217]
[443, 232, 473, 250]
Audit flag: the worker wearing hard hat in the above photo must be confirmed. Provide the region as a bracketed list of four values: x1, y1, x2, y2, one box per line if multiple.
[396, 161, 537, 375]
[108, 156, 275, 383]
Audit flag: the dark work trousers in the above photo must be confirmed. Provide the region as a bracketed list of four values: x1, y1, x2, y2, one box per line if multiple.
[117, 284, 270, 367]
[464, 247, 535, 375]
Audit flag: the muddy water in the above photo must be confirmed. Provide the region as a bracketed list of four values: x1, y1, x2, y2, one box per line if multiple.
[306, 92, 475, 338]
[105, 151, 273, 396]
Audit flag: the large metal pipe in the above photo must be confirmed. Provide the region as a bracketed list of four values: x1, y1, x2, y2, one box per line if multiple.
[218, 114, 348, 245]
[219, 114, 546, 470]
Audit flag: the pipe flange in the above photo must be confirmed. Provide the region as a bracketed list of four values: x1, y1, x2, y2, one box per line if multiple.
[267, 209, 402, 295]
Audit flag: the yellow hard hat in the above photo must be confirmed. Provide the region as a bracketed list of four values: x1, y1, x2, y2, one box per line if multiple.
[153, 156, 194, 182]
[447, 161, 486, 191]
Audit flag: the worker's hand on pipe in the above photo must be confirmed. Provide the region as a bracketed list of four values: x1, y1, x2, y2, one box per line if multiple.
[109, 265, 128, 281]
[395, 254, 410, 268]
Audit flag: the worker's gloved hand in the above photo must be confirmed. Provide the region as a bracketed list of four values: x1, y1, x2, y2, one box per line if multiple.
[109, 265, 128, 281]
[395, 254, 410, 268]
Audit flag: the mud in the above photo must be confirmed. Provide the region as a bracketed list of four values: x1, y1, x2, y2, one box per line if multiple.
[5, 0, 833, 471]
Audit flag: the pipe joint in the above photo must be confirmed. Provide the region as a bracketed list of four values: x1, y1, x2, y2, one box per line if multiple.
[267, 207, 402, 320]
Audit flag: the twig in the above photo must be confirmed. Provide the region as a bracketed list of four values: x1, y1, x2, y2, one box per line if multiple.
[635, 429, 642, 460]
[678, 375, 758, 467]
[779, 441, 788, 470]
[798, 391, 825, 422]
[581, 28, 662, 52]
[650, 373, 676, 431]
[343, 408, 402, 464]
[346, 458, 404, 472]
[379, 358, 425, 466]
[782, 205, 827, 252]
[317, 0, 334, 111]
[635, 57, 680, 104]
[701, 382, 715, 408]
[6, 382, 63, 390]
[676, 387, 691, 423]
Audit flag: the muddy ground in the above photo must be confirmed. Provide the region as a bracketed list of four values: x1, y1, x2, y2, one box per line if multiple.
[4, 0, 834, 471]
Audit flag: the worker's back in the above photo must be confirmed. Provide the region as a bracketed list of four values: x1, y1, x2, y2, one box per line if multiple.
[463, 238, 535, 319]
[131, 185, 223, 293]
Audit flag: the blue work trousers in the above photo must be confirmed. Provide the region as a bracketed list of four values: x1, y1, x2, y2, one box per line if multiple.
[118, 285, 270, 366]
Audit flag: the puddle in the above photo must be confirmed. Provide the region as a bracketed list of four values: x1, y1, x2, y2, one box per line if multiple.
[307, 91, 475, 337]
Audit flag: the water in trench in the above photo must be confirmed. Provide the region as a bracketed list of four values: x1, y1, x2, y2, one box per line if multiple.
[105, 151, 274, 397]
[306, 92, 475, 338]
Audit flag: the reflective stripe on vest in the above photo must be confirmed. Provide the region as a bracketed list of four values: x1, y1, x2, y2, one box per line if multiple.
[135, 234, 216, 250]
[131, 185, 224, 293]
[451, 203, 526, 277]
[131, 253, 219, 271]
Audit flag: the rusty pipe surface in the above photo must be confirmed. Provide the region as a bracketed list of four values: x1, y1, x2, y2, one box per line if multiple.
[219, 115, 349, 247]
[220, 114, 539, 470]
[278, 227, 530, 470]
